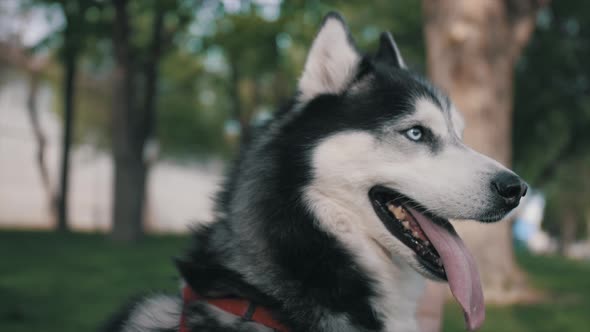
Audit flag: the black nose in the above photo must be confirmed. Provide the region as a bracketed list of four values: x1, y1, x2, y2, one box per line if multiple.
[491, 172, 527, 206]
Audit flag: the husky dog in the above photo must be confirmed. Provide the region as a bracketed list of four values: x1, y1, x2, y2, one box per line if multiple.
[101, 13, 527, 332]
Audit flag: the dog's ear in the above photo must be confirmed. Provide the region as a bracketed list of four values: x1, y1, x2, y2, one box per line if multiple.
[375, 32, 406, 69]
[298, 12, 360, 102]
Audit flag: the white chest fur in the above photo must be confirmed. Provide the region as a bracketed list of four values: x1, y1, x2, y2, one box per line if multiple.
[304, 186, 425, 332]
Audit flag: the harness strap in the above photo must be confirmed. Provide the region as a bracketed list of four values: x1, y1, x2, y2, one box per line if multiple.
[179, 285, 289, 332]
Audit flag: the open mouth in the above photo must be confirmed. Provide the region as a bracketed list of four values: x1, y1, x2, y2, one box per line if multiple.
[369, 186, 447, 280]
[368, 185, 485, 331]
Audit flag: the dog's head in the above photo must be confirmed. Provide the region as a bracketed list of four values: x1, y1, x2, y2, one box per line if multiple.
[287, 13, 526, 330]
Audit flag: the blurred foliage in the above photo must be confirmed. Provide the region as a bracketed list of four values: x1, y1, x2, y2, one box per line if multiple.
[513, 1, 590, 238]
[7, 0, 589, 239]
[24, 0, 424, 157]
[157, 50, 231, 156]
[542, 158, 590, 240]
[192, 0, 425, 147]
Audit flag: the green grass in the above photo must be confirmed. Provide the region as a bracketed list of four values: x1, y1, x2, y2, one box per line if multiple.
[1, 231, 589, 332]
[0, 231, 189, 332]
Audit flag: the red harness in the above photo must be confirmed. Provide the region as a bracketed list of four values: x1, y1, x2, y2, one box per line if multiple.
[180, 285, 289, 332]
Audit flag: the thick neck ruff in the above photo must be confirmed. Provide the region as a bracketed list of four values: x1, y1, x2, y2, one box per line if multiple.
[180, 285, 289, 332]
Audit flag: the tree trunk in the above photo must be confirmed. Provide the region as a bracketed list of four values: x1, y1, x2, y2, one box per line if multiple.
[228, 60, 251, 145]
[26, 64, 56, 222]
[110, 0, 164, 241]
[111, 0, 145, 242]
[112, 153, 147, 241]
[418, 0, 547, 328]
[56, 48, 77, 233]
[143, 3, 163, 145]
[558, 208, 576, 256]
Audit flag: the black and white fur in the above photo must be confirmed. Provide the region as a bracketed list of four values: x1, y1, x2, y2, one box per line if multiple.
[101, 13, 525, 332]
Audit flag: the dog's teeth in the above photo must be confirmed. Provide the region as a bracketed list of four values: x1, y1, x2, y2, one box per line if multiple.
[412, 231, 420, 238]
[393, 206, 406, 220]
[386, 204, 397, 215]
[423, 240, 430, 246]
[386, 203, 409, 222]
[402, 221, 410, 229]
[387, 204, 400, 215]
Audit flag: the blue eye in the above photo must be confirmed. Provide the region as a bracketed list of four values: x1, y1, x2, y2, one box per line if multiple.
[405, 127, 423, 141]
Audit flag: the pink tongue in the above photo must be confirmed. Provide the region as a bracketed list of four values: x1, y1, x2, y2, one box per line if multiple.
[408, 208, 485, 331]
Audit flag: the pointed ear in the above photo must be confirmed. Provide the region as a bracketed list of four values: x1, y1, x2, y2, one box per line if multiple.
[298, 12, 361, 102]
[375, 32, 406, 69]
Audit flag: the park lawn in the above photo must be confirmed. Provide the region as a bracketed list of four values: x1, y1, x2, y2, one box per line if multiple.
[0, 231, 589, 332]
[0, 231, 189, 332]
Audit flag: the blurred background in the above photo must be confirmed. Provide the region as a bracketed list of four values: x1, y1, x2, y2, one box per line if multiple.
[0, 0, 589, 331]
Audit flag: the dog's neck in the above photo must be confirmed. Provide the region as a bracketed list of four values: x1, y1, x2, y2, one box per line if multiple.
[305, 188, 425, 332]
[356, 237, 425, 332]
[178, 213, 424, 331]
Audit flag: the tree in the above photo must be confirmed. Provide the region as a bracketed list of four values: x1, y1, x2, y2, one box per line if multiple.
[512, 1, 590, 251]
[25, 57, 54, 221]
[110, 0, 192, 241]
[3, 4, 58, 228]
[55, 0, 94, 232]
[541, 158, 590, 255]
[205, 10, 283, 145]
[513, 2, 590, 185]
[419, 0, 548, 329]
[24, 0, 99, 232]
